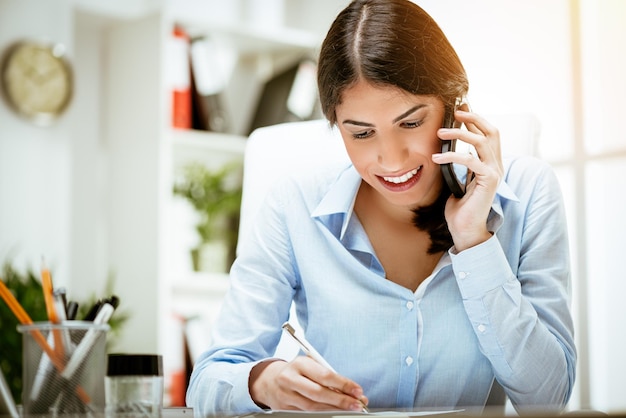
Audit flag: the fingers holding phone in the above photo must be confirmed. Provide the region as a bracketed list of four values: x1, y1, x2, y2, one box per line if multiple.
[452, 109, 504, 176]
[435, 102, 504, 250]
[437, 100, 503, 198]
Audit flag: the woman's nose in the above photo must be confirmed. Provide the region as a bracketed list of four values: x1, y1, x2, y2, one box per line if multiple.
[377, 138, 409, 171]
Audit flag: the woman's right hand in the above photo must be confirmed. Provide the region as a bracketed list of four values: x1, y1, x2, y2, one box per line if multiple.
[249, 357, 368, 411]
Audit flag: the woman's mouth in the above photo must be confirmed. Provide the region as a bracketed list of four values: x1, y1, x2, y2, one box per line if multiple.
[379, 167, 422, 191]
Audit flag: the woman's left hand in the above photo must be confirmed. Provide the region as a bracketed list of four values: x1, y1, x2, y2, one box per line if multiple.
[432, 109, 503, 252]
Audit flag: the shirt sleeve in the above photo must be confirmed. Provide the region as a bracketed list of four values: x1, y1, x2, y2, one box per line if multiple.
[450, 159, 576, 413]
[185, 183, 297, 417]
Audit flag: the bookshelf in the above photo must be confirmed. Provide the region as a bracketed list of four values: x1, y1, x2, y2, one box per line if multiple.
[163, 15, 318, 312]
[98, 0, 322, 404]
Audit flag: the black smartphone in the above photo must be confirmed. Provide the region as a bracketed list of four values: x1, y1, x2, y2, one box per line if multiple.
[440, 98, 471, 198]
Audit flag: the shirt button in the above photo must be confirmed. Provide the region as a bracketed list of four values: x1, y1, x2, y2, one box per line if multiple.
[406, 301, 414, 310]
[405, 356, 414, 366]
[477, 324, 487, 333]
[458, 271, 470, 279]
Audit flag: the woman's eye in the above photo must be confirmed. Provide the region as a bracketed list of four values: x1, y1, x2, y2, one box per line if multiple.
[352, 129, 374, 139]
[402, 120, 423, 129]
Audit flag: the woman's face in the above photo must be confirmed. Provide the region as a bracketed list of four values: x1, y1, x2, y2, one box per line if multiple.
[335, 80, 445, 210]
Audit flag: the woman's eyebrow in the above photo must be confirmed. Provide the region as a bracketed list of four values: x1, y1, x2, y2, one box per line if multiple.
[392, 104, 426, 123]
[341, 119, 374, 127]
[341, 104, 427, 127]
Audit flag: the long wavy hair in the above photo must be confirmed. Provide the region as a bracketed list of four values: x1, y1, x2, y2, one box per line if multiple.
[317, 0, 469, 252]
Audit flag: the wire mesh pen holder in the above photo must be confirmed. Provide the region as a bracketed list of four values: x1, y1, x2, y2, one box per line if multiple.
[18, 321, 109, 417]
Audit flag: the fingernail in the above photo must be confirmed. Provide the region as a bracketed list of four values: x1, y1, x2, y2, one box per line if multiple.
[350, 403, 363, 411]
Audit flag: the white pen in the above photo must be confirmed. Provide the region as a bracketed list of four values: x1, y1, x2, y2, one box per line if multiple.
[30, 291, 73, 403]
[53, 289, 73, 352]
[61, 296, 119, 380]
[282, 322, 369, 413]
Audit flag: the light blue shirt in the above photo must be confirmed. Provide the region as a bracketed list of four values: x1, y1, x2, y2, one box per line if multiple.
[186, 156, 576, 416]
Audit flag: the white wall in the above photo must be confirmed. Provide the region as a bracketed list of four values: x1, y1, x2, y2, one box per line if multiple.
[0, 0, 129, 305]
[0, 0, 159, 348]
[579, 0, 626, 411]
[0, 0, 74, 284]
[69, 11, 109, 305]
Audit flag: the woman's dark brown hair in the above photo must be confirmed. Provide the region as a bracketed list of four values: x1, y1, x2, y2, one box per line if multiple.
[317, 0, 469, 126]
[317, 0, 469, 253]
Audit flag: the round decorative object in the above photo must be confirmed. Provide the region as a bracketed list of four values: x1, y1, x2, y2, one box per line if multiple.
[0, 40, 73, 126]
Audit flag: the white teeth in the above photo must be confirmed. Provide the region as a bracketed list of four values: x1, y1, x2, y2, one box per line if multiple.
[383, 167, 420, 184]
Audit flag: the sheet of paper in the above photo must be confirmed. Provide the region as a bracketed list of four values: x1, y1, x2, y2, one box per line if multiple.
[239, 409, 465, 418]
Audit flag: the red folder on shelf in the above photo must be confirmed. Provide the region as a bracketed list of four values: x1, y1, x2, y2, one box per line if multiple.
[170, 26, 192, 129]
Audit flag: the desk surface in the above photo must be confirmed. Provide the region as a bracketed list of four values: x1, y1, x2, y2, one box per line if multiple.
[4, 406, 618, 418]
[164, 407, 195, 418]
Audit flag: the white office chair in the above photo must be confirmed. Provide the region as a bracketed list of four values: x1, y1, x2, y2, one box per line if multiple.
[238, 119, 349, 253]
[238, 115, 540, 410]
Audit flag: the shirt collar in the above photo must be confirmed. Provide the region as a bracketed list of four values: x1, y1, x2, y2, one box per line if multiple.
[310, 165, 361, 240]
[310, 164, 521, 238]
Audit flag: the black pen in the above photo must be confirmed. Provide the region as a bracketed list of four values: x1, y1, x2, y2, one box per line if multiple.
[66, 301, 79, 320]
[83, 300, 102, 321]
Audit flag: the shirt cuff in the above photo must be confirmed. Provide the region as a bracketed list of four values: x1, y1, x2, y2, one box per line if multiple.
[449, 234, 514, 300]
[230, 360, 267, 413]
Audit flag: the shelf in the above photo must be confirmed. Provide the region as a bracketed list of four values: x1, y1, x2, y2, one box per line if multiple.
[98, 0, 317, 362]
[170, 271, 231, 320]
[169, 129, 247, 171]
[173, 18, 320, 54]
[171, 271, 230, 294]
[170, 128, 247, 153]
[72, 0, 159, 20]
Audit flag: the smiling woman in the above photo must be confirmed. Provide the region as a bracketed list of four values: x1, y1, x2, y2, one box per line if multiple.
[186, 0, 576, 416]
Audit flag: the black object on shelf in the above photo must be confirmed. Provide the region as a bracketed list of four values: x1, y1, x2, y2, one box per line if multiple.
[247, 60, 318, 135]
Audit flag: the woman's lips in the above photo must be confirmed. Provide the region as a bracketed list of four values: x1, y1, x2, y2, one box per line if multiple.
[378, 166, 422, 191]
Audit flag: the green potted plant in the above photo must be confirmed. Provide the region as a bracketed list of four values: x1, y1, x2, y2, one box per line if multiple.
[173, 161, 243, 273]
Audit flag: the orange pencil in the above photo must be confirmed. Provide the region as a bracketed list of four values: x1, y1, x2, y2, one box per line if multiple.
[0, 279, 91, 405]
[40, 261, 65, 358]
[0, 279, 64, 369]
